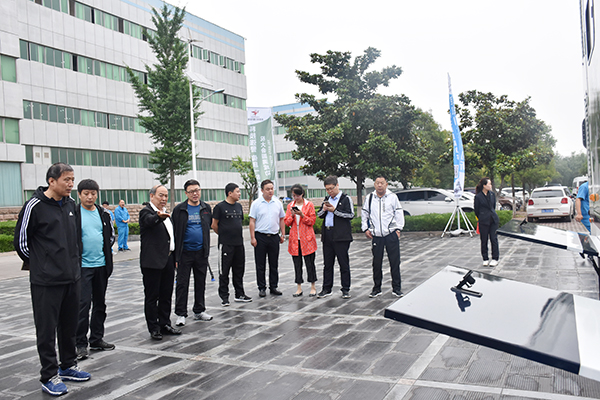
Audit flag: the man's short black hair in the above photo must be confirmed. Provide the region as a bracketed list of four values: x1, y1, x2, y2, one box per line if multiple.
[184, 179, 200, 191]
[323, 175, 338, 186]
[46, 162, 73, 184]
[375, 176, 387, 182]
[225, 182, 239, 197]
[261, 179, 273, 189]
[102, 201, 109, 206]
[77, 179, 100, 193]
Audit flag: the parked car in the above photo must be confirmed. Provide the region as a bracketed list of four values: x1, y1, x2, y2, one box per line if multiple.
[465, 187, 521, 211]
[526, 186, 574, 222]
[395, 188, 474, 216]
[500, 187, 528, 201]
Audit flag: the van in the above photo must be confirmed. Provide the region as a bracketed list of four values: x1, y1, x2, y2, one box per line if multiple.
[572, 175, 588, 196]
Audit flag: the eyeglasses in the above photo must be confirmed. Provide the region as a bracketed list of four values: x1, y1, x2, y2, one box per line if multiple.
[186, 189, 200, 195]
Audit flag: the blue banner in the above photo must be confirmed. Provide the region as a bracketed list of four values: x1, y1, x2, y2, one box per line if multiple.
[448, 74, 465, 199]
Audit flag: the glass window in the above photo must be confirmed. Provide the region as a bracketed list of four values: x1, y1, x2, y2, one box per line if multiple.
[114, 115, 122, 130]
[59, 148, 67, 163]
[4, 119, 19, 144]
[63, 52, 71, 70]
[26, 145, 34, 164]
[91, 150, 98, 166]
[67, 148, 75, 164]
[29, 43, 39, 62]
[45, 46, 54, 66]
[94, 9, 103, 26]
[106, 63, 112, 80]
[73, 108, 80, 125]
[48, 104, 58, 122]
[94, 60, 101, 76]
[32, 102, 41, 119]
[97, 151, 105, 167]
[40, 103, 48, 121]
[61, 0, 68, 13]
[96, 112, 107, 128]
[51, 0, 60, 11]
[51, 148, 59, 163]
[57, 106, 65, 123]
[66, 107, 73, 124]
[23, 101, 32, 119]
[124, 153, 130, 167]
[81, 109, 88, 126]
[83, 150, 91, 166]
[0, 56, 17, 82]
[75, 149, 83, 165]
[20, 40, 29, 60]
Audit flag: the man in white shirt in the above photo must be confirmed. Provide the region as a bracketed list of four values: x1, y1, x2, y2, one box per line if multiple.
[249, 179, 286, 298]
[361, 176, 405, 298]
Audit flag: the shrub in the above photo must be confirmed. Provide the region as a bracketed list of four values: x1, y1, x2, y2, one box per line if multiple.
[0, 234, 15, 252]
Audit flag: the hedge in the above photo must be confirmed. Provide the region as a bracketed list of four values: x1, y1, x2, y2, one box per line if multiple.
[0, 210, 515, 252]
[0, 234, 14, 252]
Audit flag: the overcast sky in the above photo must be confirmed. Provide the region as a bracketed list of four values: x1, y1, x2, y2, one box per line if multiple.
[182, 1, 585, 157]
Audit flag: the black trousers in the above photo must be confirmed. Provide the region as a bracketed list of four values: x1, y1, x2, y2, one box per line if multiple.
[293, 241, 317, 284]
[76, 266, 109, 347]
[175, 250, 208, 317]
[479, 222, 499, 261]
[218, 244, 246, 300]
[31, 281, 80, 383]
[372, 233, 401, 292]
[254, 232, 280, 290]
[141, 254, 175, 333]
[322, 229, 351, 292]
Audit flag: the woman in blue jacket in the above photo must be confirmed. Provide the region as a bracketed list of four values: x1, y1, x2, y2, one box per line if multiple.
[474, 177, 500, 267]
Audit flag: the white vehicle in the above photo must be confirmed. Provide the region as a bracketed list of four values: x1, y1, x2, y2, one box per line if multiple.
[526, 186, 574, 222]
[395, 188, 474, 216]
[571, 175, 588, 196]
[500, 187, 528, 201]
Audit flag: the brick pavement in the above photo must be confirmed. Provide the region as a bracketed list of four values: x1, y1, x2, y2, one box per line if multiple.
[1, 220, 600, 399]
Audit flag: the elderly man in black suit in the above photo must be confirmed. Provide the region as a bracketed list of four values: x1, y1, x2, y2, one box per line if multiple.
[139, 185, 181, 340]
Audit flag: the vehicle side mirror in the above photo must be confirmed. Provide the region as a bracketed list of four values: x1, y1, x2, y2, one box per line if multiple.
[445, 197, 453, 202]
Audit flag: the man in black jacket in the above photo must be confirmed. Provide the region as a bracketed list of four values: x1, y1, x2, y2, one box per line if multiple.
[317, 175, 355, 299]
[139, 185, 181, 340]
[75, 179, 116, 360]
[172, 179, 212, 327]
[14, 162, 91, 396]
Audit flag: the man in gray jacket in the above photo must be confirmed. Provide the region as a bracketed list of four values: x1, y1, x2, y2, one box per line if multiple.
[361, 176, 405, 298]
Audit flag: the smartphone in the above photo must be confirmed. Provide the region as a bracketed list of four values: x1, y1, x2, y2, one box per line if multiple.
[292, 206, 300, 211]
[323, 201, 331, 207]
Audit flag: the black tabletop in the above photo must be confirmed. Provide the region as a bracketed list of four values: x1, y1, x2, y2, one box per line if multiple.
[384, 265, 600, 382]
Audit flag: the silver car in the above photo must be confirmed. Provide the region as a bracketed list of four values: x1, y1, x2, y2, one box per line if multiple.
[526, 186, 574, 222]
[395, 188, 474, 216]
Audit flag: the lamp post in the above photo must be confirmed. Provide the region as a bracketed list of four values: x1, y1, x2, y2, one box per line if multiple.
[188, 80, 224, 179]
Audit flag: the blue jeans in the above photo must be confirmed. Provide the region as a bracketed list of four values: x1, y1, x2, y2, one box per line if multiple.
[117, 223, 129, 250]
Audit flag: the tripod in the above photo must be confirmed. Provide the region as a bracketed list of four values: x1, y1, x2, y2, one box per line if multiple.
[442, 199, 475, 238]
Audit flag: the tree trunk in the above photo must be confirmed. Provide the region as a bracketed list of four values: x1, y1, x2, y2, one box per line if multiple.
[356, 172, 364, 207]
[169, 169, 175, 212]
[511, 173, 516, 218]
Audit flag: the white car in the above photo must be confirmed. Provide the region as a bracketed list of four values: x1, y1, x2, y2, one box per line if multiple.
[395, 188, 474, 216]
[526, 186, 574, 222]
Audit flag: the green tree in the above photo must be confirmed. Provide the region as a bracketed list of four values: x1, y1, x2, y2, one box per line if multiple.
[126, 5, 197, 209]
[274, 48, 422, 205]
[456, 91, 554, 192]
[412, 109, 454, 189]
[554, 152, 587, 187]
[231, 156, 258, 208]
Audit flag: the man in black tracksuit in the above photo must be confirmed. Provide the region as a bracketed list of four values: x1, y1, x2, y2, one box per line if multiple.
[172, 179, 212, 326]
[317, 175, 355, 299]
[14, 162, 90, 396]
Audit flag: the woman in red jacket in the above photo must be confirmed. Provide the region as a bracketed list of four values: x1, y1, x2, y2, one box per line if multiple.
[284, 184, 318, 297]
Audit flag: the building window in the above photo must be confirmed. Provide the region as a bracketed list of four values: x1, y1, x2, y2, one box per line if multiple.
[0, 118, 20, 144]
[0, 55, 17, 82]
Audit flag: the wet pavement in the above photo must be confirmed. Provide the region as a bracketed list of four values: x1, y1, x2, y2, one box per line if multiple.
[1, 219, 600, 399]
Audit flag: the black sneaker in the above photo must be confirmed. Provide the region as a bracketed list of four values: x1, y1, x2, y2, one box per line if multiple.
[369, 290, 382, 298]
[317, 290, 332, 298]
[76, 346, 88, 360]
[341, 290, 351, 299]
[235, 295, 252, 302]
[392, 290, 404, 298]
[89, 340, 115, 351]
[222, 299, 230, 307]
[258, 289, 267, 297]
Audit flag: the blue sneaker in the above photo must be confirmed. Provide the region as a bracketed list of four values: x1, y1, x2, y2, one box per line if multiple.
[58, 365, 91, 381]
[42, 375, 68, 396]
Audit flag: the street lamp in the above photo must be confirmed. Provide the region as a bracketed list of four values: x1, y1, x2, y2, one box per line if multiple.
[189, 86, 224, 180]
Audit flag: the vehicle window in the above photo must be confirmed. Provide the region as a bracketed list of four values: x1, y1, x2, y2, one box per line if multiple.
[531, 190, 564, 198]
[427, 191, 448, 201]
[397, 191, 425, 201]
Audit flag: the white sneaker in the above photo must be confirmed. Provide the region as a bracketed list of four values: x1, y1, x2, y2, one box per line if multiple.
[483, 260, 490, 267]
[194, 311, 213, 321]
[175, 315, 185, 326]
[489, 259, 499, 267]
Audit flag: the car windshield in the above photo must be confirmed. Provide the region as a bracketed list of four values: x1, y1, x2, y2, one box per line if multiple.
[531, 190, 564, 199]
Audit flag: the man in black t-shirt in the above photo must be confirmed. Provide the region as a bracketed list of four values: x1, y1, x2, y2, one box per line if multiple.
[211, 183, 252, 306]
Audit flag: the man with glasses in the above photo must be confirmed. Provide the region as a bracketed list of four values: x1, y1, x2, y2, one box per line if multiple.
[172, 180, 213, 326]
[317, 175, 355, 299]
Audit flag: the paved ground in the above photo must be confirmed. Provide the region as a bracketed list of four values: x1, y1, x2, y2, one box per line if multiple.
[1, 219, 600, 399]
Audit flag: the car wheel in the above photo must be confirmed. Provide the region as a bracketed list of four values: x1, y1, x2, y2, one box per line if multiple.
[501, 204, 512, 211]
[566, 214, 572, 222]
[403, 211, 410, 217]
[461, 208, 474, 213]
[527, 216, 534, 222]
